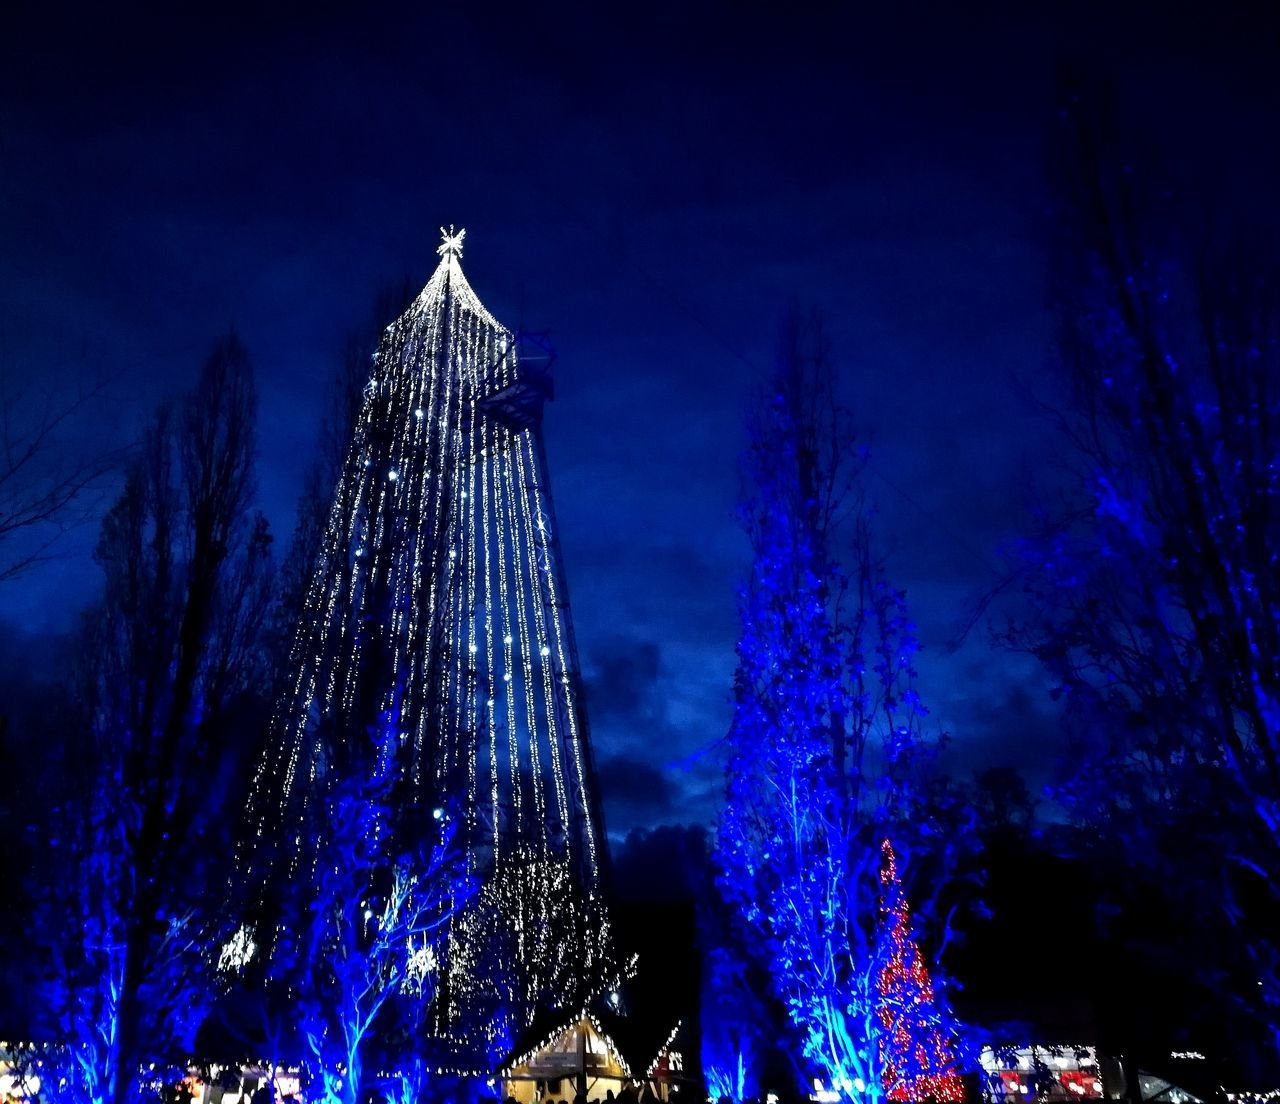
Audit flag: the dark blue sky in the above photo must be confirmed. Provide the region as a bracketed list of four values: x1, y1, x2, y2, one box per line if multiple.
[3, 2, 1277, 836]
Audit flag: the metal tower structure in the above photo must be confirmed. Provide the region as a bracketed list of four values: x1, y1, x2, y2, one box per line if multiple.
[239, 227, 612, 1062]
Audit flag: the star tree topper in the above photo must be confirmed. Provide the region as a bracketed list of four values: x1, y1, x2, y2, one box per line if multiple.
[438, 225, 466, 259]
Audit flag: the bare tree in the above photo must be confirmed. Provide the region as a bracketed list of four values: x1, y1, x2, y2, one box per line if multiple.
[1006, 75, 1280, 1046]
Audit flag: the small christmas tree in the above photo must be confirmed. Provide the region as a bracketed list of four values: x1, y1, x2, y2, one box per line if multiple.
[876, 840, 964, 1103]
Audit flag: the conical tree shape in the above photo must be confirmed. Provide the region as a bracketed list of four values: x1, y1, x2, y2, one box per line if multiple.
[238, 228, 612, 1063]
[876, 840, 964, 1103]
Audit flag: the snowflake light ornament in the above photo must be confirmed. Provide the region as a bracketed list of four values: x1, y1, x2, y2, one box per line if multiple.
[437, 225, 466, 258]
[218, 923, 257, 973]
[404, 938, 438, 993]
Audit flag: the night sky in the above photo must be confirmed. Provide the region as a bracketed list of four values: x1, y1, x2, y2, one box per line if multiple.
[3, 2, 1278, 838]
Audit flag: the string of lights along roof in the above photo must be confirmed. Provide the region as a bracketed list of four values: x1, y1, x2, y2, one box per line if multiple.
[237, 227, 613, 1062]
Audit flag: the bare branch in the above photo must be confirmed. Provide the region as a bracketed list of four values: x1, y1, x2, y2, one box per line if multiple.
[0, 360, 127, 582]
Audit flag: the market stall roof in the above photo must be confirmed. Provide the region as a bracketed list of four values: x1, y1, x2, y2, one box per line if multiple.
[499, 986, 681, 1081]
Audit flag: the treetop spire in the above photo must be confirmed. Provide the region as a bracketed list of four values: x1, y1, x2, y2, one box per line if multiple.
[437, 224, 466, 259]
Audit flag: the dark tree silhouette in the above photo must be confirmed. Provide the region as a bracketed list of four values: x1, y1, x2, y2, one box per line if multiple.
[1007, 79, 1280, 1048]
[972, 767, 1036, 835]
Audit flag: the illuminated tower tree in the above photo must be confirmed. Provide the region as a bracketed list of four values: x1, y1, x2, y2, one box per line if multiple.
[237, 228, 612, 1064]
[876, 841, 963, 1103]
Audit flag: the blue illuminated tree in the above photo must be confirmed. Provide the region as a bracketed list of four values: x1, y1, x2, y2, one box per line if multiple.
[716, 317, 967, 1104]
[701, 942, 761, 1104]
[268, 756, 470, 1104]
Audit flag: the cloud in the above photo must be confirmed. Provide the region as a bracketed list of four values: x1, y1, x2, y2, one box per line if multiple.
[934, 650, 1065, 791]
[595, 752, 675, 820]
[582, 638, 661, 724]
[580, 634, 728, 834]
[610, 822, 711, 902]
